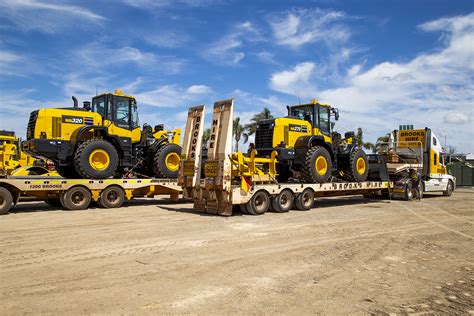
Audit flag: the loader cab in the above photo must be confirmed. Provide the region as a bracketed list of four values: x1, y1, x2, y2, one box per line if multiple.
[289, 100, 338, 137]
[91, 90, 141, 143]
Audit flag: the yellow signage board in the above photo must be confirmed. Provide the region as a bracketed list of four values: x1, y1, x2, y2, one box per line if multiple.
[204, 160, 219, 177]
[398, 129, 425, 148]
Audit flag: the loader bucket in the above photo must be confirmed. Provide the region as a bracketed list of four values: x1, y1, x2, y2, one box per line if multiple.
[366, 154, 390, 181]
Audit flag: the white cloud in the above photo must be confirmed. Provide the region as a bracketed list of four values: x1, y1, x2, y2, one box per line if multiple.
[145, 32, 190, 48]
[134, 84, 213, 108]
[269, 8, 349, 48]
[186, 85, 212, 94]
[203, 21, 262, 65]
[268, 13, 474, 152]
[75, 43, 185, 74]
[122, 0, 219, 9]
[270, 62, 317, 97]
[443, 112, 471, 124]
[0, 0, 105, 33]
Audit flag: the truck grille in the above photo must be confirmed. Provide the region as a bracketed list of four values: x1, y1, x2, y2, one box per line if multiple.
[27, 110, 38, 140]
[255, 121, 274, 149]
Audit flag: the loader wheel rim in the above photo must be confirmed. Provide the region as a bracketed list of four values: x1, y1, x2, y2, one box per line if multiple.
[356, 157, 366, 175]
[315, 156, 328, 175]
[165, 152, 180, 171]
[89, 149, 110, 171]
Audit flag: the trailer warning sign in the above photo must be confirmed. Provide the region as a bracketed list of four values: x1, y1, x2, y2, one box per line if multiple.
[398, 129, 425, 148]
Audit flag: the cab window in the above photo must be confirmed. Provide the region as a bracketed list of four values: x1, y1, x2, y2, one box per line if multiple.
[114, 98, 130, 127]
[291, 105, 313, 124]
[92, 97, 105, 117]
[131, 102, 139, 128]
[319, 106, 330, 134]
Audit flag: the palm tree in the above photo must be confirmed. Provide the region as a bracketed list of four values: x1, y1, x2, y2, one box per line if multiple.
[202, 128, 211, 148]
[374, 135, 389, 153]
[233, 117, 248, 151]
[245, 107, 274, 136]
[355, 127, 375, 152]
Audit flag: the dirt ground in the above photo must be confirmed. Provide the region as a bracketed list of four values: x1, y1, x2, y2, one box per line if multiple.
[1, 188, 473, 315]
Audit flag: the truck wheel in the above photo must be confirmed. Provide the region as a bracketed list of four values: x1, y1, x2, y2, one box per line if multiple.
[271, 189, 293, 213]
[342, 149, 368, 182]
[0, 187, 13, 215]
[246, 190, 270, 215]
[443, 180, 454, 196]
[152, 143, 182, 178]
[239, 203, 249, 214]
[99, 186, 125, 208]
[61, 186, 91, 210]
[302, 146, 332, 183]
[74, 139, 119, 179]
[294, 188, 314, 211]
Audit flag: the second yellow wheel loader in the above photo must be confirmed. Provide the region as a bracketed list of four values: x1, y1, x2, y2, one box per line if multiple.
[23, 90, 181, 179]
[254, 99, 369, 183]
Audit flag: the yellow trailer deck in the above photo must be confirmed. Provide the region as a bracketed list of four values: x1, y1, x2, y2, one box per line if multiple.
[0, 176, 181, 214]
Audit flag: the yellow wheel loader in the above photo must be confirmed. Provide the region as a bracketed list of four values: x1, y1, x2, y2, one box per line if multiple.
[0, 130, 44, 176]
[23, 90, 181, 179]
[254, 99, 369, 183]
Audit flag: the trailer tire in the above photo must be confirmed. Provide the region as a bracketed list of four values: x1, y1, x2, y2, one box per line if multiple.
[153, 143, 182, 178]
[45, 196, 62, 207]
[302, 146, 332, 183]
[342, 149, 369, 182]
[0, 187, 13, 215]
[99, 186, 125, 208]
[239, 203, 249, 214]
[74, 139, 119, 179]
[443, 180, 453, 197]
[271, 189, 293, 213]
[294, 188, 314, 211]
[61, 186, 91, 210]
[246, 190, 270, 215]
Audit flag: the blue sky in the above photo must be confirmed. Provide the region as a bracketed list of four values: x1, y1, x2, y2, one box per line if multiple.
[0, 0, 473, 153]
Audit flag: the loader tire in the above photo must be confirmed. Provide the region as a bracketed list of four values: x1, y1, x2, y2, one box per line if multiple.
[342, 149, 368, 182]
[302, 146, 332, 183]
[74, 139, 119, 179]
[152, 143, 181, 178]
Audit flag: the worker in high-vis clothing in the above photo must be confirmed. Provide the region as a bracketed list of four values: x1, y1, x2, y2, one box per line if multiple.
[410, 169, 422, 201]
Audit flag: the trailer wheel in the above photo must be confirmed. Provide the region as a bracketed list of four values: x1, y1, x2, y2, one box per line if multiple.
[271, 189, 293, 213]
[443, 180, 454, 197]
[246, 190, 270, 215]
[152, 143, 182, 178]
[294, 188, 314, 211]
[61, 186, 91, 210]
[99, 186, 125, 208]
[239, 203, 249, 215]
[0, 187, 13, 215]
[45, 196, 62, 207]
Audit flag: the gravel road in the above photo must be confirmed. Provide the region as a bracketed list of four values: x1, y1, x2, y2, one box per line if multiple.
[1, 188, 472, 314]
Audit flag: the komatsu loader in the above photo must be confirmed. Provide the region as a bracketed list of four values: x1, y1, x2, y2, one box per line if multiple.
[23, 90, 181, 179]
[254, 99, 369, 183]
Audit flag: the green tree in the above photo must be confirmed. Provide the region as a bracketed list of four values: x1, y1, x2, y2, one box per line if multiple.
[374, 135, 390, 153]
[202, 128, 211, 147]
[233, 117, 248, 151]
[245, 107, 274, 136]
[355, 128, 375, 152]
